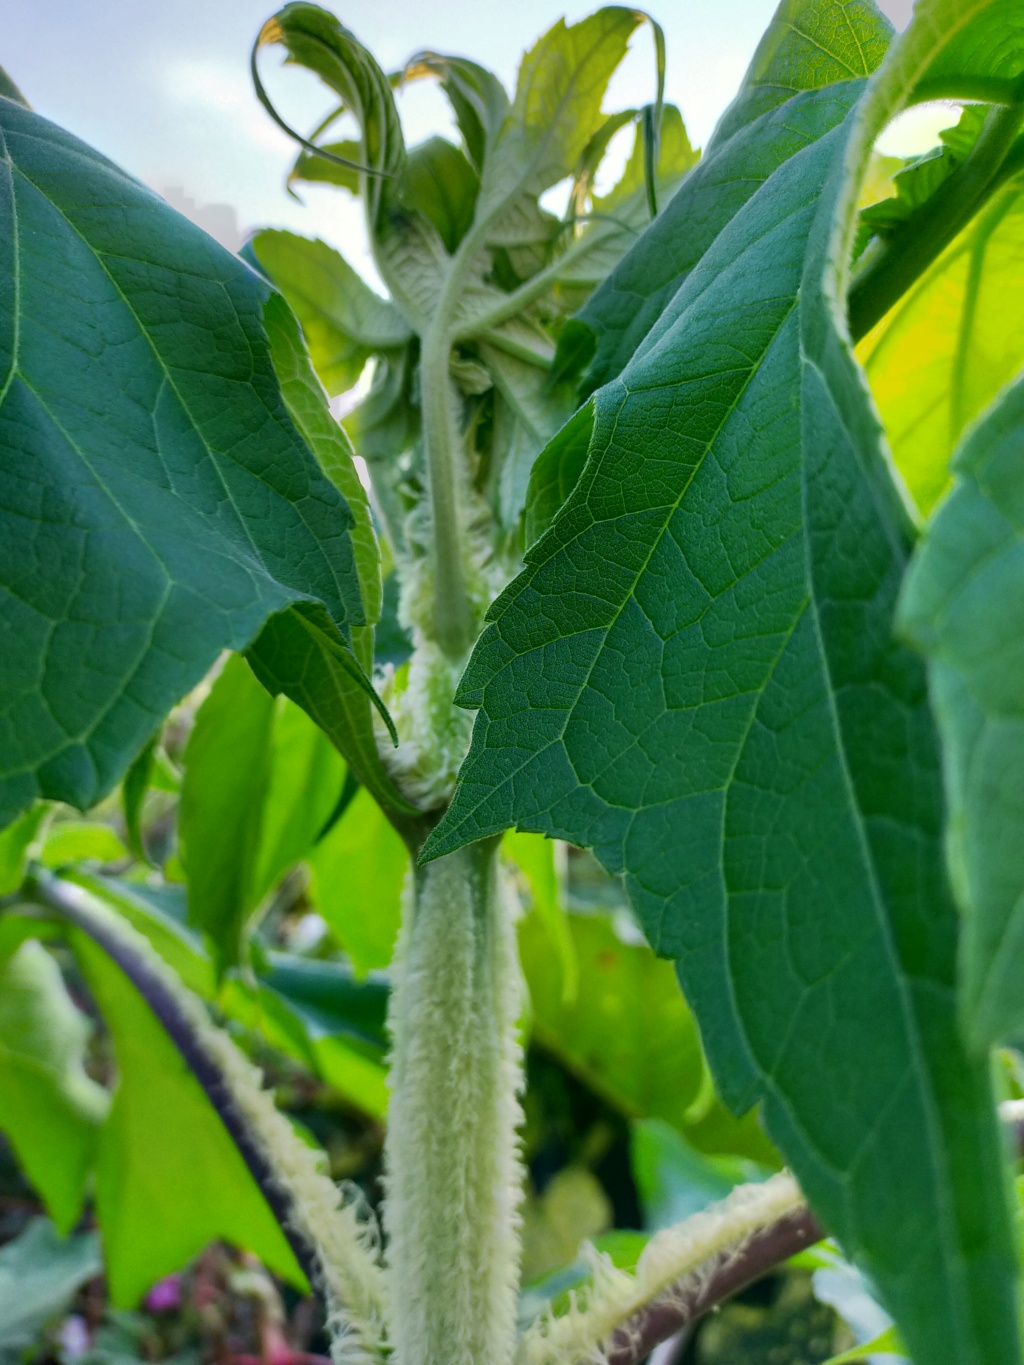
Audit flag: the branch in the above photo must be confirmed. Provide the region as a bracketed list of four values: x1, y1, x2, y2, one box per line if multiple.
[577, 1105, 1024, 1365]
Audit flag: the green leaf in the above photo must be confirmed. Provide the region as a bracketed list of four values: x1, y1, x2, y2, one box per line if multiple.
[631, 1117, 765, 1229]
[247, 230, 411, 397]
[122, 733, 158, 861]
[524, 399, 596, 547]
[180, 655, 346, 968]
[822, 1325, 906, 1365]
[307, 786, 407, 975]
[0, 940, 109, 1233]
[38, 820, 128, 869]
[400, 137, 479, 254]
[503, 830, 577, 1002]
[859, 173, 1024, 513]
[247, 603, 422, 834]
[519, 907, 706, 1134]
[179, 655, 276, 965]
[899, 371, 1024, 1051]
[426, 3, 1024, 1360]
[0, 803, 47, 894]
[0, 97, 368, 830]
[0, 1219, 101, 1359]
[472, 10, 642, 237]
[563, 0, 891, 395]
[0, 69, 29, 109]
[69, 928, 306, 1305]
[402, 52, 510, 173]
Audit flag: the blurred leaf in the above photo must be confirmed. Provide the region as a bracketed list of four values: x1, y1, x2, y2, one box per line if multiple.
[39, 821, 128, 869]
[405, 52, 509, 173]
[248, 231, 411, 397]
[179, 655, 276, 968]
[519, 908, 704, 1131]
[503, 830, 577, 1001]
[0, 1219, 100, 1358]
[401, 137, 479, 253]
[822, 1326, 906, 1364]
[0, 941, 109, 1233]
[859, 173, 1024, 513]
[308, 787, 407, 975]
[631, 1118, 765, 1231]
[0, 804, 47, 894]
[521, 1165, 611, 1284]
[70, 930, 306, 1306]
[122, 735, 158, 861]
[899, 372, 1024, 1050]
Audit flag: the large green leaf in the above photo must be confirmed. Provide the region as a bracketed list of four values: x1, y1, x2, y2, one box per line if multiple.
[900, 372, 1024, 1051]
[859, 173, 1024, 513]
[0, 939, 108, 1233]
[0, 95, 370, 830]
[426, 3, 1024, 1360]
[70, 929, 306, 1306]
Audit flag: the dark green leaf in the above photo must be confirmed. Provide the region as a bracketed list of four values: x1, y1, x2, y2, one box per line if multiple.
[899, 372, 1024, 1051]
[0, 98, 368, 829]
[524, 399, 595, 546]
[0, 940, 108, 1233]
[122, 733, 158, 861]
[426, 3, 1024, 1360]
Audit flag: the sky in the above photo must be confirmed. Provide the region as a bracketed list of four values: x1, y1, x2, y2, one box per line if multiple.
[5, 0, 922, 279]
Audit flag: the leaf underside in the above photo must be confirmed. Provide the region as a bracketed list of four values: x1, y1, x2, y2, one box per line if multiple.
[426, 2, 1021, 1361]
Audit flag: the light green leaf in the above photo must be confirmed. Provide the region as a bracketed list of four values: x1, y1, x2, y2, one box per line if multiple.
[308, 786, 407, 976]
[70, 929, 305, 1306]
[0, 803, 47, 894]
[631, 1118, 765, 1229]
[519, 908, 705, 1135]
[0, 97, 368, 831]
[426, 3, 1024, 1360]
[0, 1219, 100, 1358]
[402, 52, 509, 174]
[472, 10, 642, 237]
[0, 940, 109, 1233]
[247, 230, 411, 397]
[899, 371, 1024, 1050]
[822, 1326, 906, 1365]
[859, 174, 1024, 513]
[38, 820, 128, 869]
[503, 830, 577, 1002]
[400, 137, 480, 254]
[179, 655, 276, 966]
[180, 655, 346, 968]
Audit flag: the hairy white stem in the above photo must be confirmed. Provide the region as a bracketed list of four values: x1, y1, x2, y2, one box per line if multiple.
[517, 1172, 803, 1365]
[383, 841, 526, 1365]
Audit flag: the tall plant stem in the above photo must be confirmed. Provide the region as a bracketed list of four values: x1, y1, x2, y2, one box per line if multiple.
[420, 323, 476, 657]
[383, 839, 525, 1365]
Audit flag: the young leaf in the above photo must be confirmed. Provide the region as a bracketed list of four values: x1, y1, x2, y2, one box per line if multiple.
[401, 52, 509, 174]
[180, 655, 346, 968]
[859, 174, 1024, 513]
[307, 786, 407, 975]
[70, 928, 307, 1305]
[246, 231, 411, 397]
[0, 940, 109, 1233]
[0, 804, 47, 894]
[425, 3, 1024, 1360]
[0, 97, 370, 830]
[899, 372, 1024, 1052]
